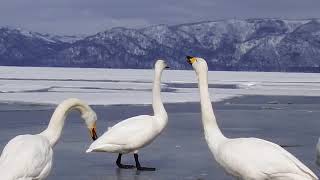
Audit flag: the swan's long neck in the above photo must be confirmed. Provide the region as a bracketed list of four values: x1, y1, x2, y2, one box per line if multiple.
[39, 100, 90, 147]
[197, 70, 226, 150]
[152, 68, 168, 127]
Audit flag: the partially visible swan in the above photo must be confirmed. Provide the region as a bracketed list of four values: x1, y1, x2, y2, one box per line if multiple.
[86, 60, 169, 171]
[0, 98, 98, 180]
[186, 56, 318, 180]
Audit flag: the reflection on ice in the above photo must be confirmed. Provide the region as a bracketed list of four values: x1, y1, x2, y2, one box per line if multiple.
[0, 96, 320, 179]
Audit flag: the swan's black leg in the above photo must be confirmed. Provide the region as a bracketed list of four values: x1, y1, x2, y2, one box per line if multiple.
[134, 153, 156, 171]
[116, 153, 135, 169]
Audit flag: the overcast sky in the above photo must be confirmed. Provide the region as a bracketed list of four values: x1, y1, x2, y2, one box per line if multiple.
[0, 0, 320, 35]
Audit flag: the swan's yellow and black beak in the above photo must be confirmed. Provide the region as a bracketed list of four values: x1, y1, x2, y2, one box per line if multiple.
[89, 126, 98, 141]
[186, 56, 197, 65]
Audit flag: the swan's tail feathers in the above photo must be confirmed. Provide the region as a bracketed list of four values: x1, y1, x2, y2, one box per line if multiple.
[87, 144, 123, 153]
[86, 148, 93, 153]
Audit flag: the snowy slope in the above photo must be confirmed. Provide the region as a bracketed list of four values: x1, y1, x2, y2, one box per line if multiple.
[0, 19, 320, 71]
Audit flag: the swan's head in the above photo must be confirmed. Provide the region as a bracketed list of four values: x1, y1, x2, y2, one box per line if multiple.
[186, 56, 208, 73]
[155, 59, 170, 70]
[81, 110, 98, 141]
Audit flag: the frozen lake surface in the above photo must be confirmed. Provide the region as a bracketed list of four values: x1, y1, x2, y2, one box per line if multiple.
[0, 96, 320, 179]
[0, 66, 320, 105]
[0, 67, 320, 179]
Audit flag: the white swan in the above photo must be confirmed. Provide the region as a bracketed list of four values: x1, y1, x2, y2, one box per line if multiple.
[186, 56, 318, 180]
[86, 60, 169, 171]
[0, 98, 98, 180]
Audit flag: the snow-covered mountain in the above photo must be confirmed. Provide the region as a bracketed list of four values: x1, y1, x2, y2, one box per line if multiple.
[1, 19, 320, 72]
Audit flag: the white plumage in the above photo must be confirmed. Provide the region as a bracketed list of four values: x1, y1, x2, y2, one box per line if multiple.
[187, 56, 318, 180]
[0, 98, 98, 180]
[0, 135, 53, 180]
[88, 115, 161, 154]
[87, 60, 169, 171]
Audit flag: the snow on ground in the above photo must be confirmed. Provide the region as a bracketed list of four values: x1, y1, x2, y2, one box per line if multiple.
[0, 66, 320, 105]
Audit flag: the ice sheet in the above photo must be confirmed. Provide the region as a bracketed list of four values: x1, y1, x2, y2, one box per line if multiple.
[0, 66, 319, 105]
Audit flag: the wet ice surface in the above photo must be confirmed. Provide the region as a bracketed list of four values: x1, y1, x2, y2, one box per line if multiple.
[1, 95, 320, 180]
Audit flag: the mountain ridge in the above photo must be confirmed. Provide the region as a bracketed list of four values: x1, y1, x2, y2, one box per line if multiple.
[1, 18, 320, 72]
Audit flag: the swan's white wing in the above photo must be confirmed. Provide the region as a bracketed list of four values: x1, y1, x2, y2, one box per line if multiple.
[261, 139, 318, 179]
[217, 138, 317, 179]
[0, 135, 53, 180]
[89, 115, 158, 151]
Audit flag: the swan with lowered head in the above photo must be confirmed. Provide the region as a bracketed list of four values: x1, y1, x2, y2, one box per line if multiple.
[186, 56, 318, 180]
[0, 98, 98, 180]
[86, 60, 169, 171]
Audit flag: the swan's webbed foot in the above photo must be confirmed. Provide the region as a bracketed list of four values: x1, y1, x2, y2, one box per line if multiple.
[134, 153, 156, 171]
[116, 153, 135, 169]
[136, 166, 156, 171]
[118, 164, 135, 169]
